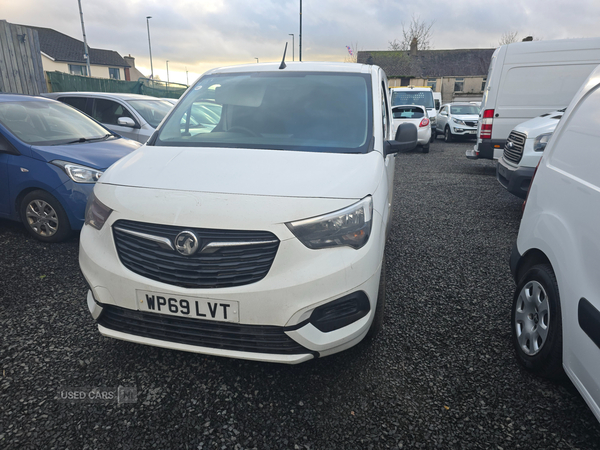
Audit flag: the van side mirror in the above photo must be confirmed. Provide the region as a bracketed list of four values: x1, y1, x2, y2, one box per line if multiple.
[117, 117, 136, 128]
[384, 123, 418, 155]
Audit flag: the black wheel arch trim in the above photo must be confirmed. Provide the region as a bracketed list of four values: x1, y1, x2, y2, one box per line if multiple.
[578, 298, 600, 350]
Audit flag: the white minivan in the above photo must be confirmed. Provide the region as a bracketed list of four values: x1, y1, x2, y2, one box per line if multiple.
[510, 64, 600, 424]
[467, 37, 600, 160]
[79, 62, 417, 364]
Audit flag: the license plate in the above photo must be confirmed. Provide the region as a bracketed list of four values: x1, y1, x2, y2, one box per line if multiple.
[136, 290, 239, 322]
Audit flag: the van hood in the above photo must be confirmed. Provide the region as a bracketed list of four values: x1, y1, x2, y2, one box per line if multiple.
[513, 110, 564, 138]
[30, 138, 141, 170]
[98, 146, 384, 199]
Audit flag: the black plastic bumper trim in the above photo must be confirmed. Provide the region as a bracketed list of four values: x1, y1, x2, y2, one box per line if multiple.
[579, 298, 600, 350]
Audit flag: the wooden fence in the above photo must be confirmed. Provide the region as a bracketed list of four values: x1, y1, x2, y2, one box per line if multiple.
[0, 20, 47, 95]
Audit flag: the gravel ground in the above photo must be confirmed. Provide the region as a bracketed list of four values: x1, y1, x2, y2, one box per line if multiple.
[1, 139, 599, 449]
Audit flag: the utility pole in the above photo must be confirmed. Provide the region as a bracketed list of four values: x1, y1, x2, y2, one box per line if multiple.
[166, 60, 169, 83]
[77, 0, 92, 77]
[289, 34, 295, 61]
[255, 58, 259, 63]
[146, 16, 154, 81]
[299, 0, 302, 61]
[186, 67, 189, 85]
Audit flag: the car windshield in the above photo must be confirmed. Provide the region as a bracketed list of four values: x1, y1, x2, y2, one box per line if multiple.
[0, 100, 111, 145]
[155, 71, 373, 153]
[126, 99, 174, 128]
[450, 105, 480, 115]
[392, 106, 424, 119]
[391, 91, 434, 109]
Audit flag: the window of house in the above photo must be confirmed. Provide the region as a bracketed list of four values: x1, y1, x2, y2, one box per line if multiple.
[109, 68, 120, 80]
[400, 77, 411, 86]
[454, 78, 464, 92]
[69, 64, 88, 76]
[481, 77, 487, 91]
[427, 78, 437, 91]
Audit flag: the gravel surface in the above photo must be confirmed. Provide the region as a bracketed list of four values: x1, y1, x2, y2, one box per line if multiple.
[1, 139, 599, 449]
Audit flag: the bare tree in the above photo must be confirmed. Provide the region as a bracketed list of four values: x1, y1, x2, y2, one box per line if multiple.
[499, 31, 519, 46]
[388, 14, 434, 51]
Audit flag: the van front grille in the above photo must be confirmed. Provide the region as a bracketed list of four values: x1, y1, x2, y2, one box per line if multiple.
[503, 131, 527, 164]
[112, 220, 279, 289]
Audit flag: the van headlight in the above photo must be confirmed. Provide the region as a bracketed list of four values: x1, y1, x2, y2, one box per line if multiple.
[533, 132, 553, 152]
[52, 160, 103, 183]
[84, 192, 112, 230]
[286, 197, 372, 250]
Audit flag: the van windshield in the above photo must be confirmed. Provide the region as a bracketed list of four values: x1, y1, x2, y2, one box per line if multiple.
[391, 90, 434, 109]
[154, 72, 373, 154]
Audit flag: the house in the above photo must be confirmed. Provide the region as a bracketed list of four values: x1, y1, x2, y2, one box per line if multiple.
[357, 40, 495, 104]
[22, 25, 134, 81]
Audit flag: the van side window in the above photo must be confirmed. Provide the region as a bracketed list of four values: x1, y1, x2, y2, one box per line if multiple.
[59, 97, 89, 115]
[550, 86, 600, 186]
[92, 99, 135, 126]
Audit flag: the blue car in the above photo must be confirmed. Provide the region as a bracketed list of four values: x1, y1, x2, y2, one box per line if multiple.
[0, 94, 141, 242]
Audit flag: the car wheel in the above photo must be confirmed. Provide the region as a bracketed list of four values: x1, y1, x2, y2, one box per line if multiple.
[20, 190, 72, 243]
[511, 264, 564, 380]
[429, 131, 435, 143]
[444, 126, 453, 143]
[422, 143, 430, 153]
[366, 257, 386, 340]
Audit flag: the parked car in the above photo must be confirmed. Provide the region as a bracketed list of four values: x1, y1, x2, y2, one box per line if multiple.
[0, 94, 141, 242]
[436, 103, 479, 142]
[390, 86, 436, 143]
[496, 108, 564, 199]
[79, 62, 417, 364]
[43, 92, 173, 143]
[510, 65, 600, 424]
[467, 37, 600, 160]
[392, 105, 431, 153]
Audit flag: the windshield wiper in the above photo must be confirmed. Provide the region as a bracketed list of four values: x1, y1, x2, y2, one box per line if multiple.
[64, 134, 114, 145]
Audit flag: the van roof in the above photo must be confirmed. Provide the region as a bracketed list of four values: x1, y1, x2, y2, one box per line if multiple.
[203, 62, 375, 75]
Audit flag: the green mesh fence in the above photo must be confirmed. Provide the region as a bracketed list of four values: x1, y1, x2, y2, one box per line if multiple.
[46, 72, 187, 99]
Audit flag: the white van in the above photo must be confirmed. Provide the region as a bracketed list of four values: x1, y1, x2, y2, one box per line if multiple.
[510, 63, 600, 424]
[466, 37, 600, 160]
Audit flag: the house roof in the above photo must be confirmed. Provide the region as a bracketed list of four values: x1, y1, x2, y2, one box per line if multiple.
[357, 48, 496, 78]
[23, 25, 129, 67]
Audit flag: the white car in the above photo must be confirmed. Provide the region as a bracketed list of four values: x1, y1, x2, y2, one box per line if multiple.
[510, 64, 600, 424]
[436, 103, 479, 142]
[390, 87, 436, 143]
[496, 109, 564, 199]
[43, 92, 174, 143]
[79, 62, 417, 364]
[392, 105, 431, 153]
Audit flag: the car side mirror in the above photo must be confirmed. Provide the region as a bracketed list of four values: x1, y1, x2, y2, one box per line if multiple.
[384, 123, 418, 155]
[440, 111, 447, 116]
[117, 117, 136, 128]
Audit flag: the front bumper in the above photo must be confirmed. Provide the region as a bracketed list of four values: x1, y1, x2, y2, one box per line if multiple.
[496, 158, 535, 199]
[79, 192, 386, 364]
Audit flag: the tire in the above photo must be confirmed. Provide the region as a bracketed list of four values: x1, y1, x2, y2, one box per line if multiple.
[429, 131, 435, 143]
[20, 190, 72, 243]
[366, 257, 386, 340]
[511, 264, 564, 380]
[444, 126, 453, 143]
[422, 143, 430, 153]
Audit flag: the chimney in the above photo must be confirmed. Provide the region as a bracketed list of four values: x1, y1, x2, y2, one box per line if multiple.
[410, 38, 418, 55]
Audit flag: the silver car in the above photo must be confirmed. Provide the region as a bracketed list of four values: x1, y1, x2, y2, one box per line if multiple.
[43, 92, 173, 143]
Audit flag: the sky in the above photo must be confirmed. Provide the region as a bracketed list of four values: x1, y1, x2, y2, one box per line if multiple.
[3, 0, 600, 85]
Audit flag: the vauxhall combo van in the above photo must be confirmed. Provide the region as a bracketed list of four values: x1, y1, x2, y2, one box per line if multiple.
[510, 64, 600, 424]
[79, 62, 417, 364]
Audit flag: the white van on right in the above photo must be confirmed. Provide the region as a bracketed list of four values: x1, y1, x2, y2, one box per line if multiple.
[467, 37, 600, 161]
[510, 64, 600, 424]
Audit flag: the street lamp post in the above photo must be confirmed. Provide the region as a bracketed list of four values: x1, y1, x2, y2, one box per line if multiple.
[146, 16, 154, 81]
[166, 60, 169, 83]
[255, 58, 259, 63]
[289, 34, 294, 61]
[299, 0, 302, 61]
[77, 0, 92, 77]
